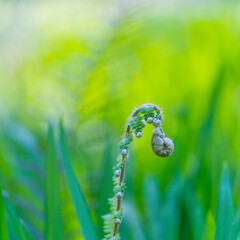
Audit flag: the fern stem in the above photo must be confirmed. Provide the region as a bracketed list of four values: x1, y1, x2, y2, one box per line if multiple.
[103, 103, 174, 240]
[111, 104, 158, 237]
[112, 158, 126, 236]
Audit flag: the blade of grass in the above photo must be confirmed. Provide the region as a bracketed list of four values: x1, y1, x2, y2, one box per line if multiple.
[143, 175, 162, 240]
[4, 199, 34, 240]
[196, 66, 227, 210]
[96, 136, 113, 238]
[44, 124, 63, 240]
[0, 187, 9, 240]
[235, 202, 240, 236]
[59, 121, 98, 240]
[229, 200, 240, 239]
[121, 202, 147, 240]
[206, 210, 216, 240]
[161, 178, 181, 240]
[214, 163, 235, 240]
[181, 182, 207, 240]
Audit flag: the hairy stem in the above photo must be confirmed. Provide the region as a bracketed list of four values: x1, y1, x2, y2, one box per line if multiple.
[111, 104, 159, 237]
[103, 103, 174, 240]
[112, 158, 126, 236]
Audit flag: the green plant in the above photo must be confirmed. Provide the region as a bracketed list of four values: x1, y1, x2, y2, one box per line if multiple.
[103, 103, 174, 239]
[0, 123, 98, 240]
[0, 121, 240, 240]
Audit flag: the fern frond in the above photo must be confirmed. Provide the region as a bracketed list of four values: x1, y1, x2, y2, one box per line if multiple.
[102, 103, 174, 239]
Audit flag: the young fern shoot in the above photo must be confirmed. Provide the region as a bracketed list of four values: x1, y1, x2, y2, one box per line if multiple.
[103, 103, 174, 240]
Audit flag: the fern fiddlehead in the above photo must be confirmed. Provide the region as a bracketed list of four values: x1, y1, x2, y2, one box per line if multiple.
[103, 103, 174, 239]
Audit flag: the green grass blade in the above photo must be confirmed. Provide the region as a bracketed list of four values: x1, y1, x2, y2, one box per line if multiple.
[121, 202, 147, 240]
[96, 137, 113, 238]
[161, 178, 181, 240]
[4, 200, 34, 240]
[206, 210, 216, 240]
[182, 183, 207, 240]
[44, 124, 63, 240]
[214, 164, 235, 240]
[230, 200, 240, 239]
[143, 175, 162, 240]
[0, 187, 9, 240]
[59, 121, 98, 240]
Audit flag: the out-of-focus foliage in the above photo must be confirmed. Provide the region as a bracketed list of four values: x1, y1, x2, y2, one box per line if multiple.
[0, 0, 240, 239]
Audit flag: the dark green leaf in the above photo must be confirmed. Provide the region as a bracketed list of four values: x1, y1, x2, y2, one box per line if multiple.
[59, 121, 98, 240]
[4, 200, 34, 240]
[96, 136, 113, 238]
[230, 200, 240, 240]
[161, 178, 181, 240]
[44, 124, 63, 240]
[0, 187, 9, 240]
[214, 164, 235, 240]
[143, 175, 161, 240]
[182, 183, 207, 240]
[121, 202, 147, 240]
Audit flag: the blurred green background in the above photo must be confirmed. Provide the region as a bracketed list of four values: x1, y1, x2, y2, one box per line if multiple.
[0, 0, 240, 239]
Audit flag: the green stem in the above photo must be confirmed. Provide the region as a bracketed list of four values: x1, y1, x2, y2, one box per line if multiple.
[111, 104, 160, 238]
[112, 158, 126, 237]
[103, 103, 173, 240]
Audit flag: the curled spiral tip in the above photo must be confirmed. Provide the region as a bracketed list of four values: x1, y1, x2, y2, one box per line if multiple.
[151, 127, 174, 157]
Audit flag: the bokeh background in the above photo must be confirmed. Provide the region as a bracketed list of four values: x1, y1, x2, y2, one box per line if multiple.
[0, 0, 240, 239]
